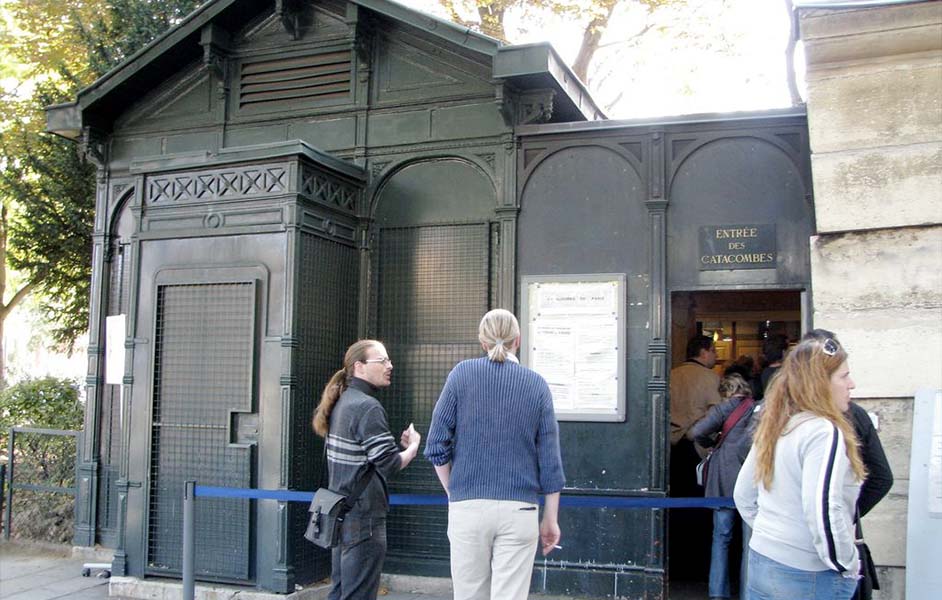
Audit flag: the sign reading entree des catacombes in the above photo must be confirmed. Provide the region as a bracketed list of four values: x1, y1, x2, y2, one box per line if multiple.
[698, 224, 776, 270]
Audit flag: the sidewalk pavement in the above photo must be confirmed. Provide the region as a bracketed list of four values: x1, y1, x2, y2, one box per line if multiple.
[1, 540, 711, 599]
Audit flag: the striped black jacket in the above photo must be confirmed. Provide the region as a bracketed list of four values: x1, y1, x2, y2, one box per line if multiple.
[326, 377, 402, 521]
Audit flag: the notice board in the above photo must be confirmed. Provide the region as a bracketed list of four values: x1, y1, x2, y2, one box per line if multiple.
[520, 274, 626, 422]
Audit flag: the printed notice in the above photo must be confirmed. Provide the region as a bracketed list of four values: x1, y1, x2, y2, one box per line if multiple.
[524, 277, 624, 421]
[105, 314, 126, 385]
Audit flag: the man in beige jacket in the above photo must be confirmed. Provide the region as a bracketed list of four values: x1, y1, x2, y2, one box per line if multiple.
[668, 335, 722, 580]
[670, 335, 722, 450]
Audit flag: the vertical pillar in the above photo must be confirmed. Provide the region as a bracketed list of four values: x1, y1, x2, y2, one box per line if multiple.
[497, 133, 518, 310]
[74, 148, 110, 546]
[645, 131, 669, 491]
[645, 131, 669, 598]
[111, 179, 142, 576]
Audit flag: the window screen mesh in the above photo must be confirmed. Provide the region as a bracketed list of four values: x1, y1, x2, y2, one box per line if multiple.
[147, 282, 255, 582]
[290, 234, 360, 578]
[374, 224, 490, 560]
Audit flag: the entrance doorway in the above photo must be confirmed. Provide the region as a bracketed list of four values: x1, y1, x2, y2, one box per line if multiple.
[667, 289, 803, 597]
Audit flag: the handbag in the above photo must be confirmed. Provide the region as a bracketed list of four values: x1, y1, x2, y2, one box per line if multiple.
[695, 396, 754, 487]
[852, 513, 880, 600]
[696, 452, 712, 487]
[304, 464, 374, 549]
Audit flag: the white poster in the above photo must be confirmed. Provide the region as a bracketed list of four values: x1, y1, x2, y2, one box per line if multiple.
[105, 314, 126, 385]
[524, 277, 624, 421]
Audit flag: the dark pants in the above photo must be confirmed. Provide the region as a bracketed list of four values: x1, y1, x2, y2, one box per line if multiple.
[328, 517, 387, 600]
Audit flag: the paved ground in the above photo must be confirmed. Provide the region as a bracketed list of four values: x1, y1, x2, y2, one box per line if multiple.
[0, 540, 711, 599]
[0, 541, 110, 600]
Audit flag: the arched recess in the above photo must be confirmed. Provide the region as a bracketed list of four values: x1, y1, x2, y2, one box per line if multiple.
[367, 156, 497, 570]
[97, 186, 136, 547]
[666, 135, 814, 289]
[519, 144, 646, 278]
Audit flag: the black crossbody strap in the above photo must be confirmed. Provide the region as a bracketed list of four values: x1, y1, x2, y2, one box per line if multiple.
[343, 464, 375, 511]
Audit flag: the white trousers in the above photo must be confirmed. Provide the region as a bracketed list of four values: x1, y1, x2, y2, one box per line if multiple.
[447, 499, 539, 600]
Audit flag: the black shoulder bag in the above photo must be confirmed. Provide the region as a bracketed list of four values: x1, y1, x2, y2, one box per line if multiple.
[304, 462, 375, 549]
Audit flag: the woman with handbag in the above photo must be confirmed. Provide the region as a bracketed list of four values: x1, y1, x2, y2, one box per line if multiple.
[312, 340, 422, 600]
[734, 336, 865, 600]
[691, 374, 756, 600]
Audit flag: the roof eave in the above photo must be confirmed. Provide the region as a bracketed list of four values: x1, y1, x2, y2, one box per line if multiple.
[494, 42, 606, 122]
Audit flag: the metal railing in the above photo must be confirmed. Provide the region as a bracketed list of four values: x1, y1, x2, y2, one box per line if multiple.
[180, 481, 735, 600]
[3, 426, 82, 540]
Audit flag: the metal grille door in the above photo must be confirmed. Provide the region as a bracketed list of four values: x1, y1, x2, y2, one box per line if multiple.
[147, 282, 256, 581]
[375, 224, 490, 561]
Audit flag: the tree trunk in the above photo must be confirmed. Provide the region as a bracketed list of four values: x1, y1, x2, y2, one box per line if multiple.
[572, 1, 618, 84]
[477, 3, 507, 41]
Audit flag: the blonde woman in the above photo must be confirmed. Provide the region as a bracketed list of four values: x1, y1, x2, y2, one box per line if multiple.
[734, 337, 865, 600]
[424, 309, 564, 600]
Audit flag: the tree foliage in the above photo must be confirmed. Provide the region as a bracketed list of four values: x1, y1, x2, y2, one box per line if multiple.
[0, 0, 204, 373]
[0, 375, 84, 434]
[0, 376, 83, 542]
[432, 0, 685, 84]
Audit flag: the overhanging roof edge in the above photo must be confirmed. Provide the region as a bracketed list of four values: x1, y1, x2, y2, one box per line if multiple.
[75, 0, 239, 110]
[351, 0, 501, 55]
[495, 42, 606, 121]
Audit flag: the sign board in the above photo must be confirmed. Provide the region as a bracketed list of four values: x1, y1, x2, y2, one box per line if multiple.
[520, 274, 626, 422]
[105, 314, 126, 385]
[699, 224, 776, 270]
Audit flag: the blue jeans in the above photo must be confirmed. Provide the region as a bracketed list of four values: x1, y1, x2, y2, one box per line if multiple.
[746, 550, 858, 600]
[709, 508, 736, 598]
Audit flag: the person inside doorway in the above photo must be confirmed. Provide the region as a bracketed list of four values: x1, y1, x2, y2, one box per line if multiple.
[670, 335, 722, 490]
[756, 334, 788, 400]
[669, 335, 722, 581]
[692, 374, 757, 600]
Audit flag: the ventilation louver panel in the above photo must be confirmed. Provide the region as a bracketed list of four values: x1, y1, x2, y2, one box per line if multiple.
[240, 50, 352, 110]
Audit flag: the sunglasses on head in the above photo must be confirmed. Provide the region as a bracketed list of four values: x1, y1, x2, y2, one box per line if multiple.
[822, 338, 840, 356]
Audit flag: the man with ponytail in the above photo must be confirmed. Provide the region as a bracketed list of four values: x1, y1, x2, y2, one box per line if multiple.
[734, 336, 865, 599]
[425, 309, 565, 600]
[313, 340, 421, 600]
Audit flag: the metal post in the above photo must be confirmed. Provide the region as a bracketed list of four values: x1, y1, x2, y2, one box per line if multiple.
[4, 428, 14, 539]
[183, 480, 195, 600]
[0, 463, 6, 534]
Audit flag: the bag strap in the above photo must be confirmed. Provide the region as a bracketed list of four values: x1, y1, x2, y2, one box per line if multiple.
[343, 464, 375, 510]
[715, 396, 755, 449]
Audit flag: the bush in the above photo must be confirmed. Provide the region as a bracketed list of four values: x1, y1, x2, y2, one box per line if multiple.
[1, 376, 83, 543]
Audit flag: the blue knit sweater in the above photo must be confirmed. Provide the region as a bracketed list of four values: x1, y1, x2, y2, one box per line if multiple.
[424, 357, 565, 504]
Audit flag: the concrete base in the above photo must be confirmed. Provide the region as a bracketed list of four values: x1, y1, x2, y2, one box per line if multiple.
[108, 577, 331, 600]
[380, 573, 453, 595]
[72, 544, 116, 562]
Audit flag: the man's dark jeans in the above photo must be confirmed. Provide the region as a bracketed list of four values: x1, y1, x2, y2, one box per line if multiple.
[328, 517, 387, 600]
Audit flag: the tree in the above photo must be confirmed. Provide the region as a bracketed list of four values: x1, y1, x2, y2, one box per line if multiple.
[428, 1, 687, 86]
[0, 0, 204, 380]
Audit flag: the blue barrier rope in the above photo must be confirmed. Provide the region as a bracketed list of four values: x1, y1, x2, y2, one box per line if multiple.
[193, 485, 735, 509]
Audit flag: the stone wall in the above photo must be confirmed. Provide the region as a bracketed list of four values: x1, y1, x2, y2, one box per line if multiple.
[799, 2, 942, 599]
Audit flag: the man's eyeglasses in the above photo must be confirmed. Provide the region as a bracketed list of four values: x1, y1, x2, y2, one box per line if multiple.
[822, 338, 840, 356]
[363, 357, 392, 366]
